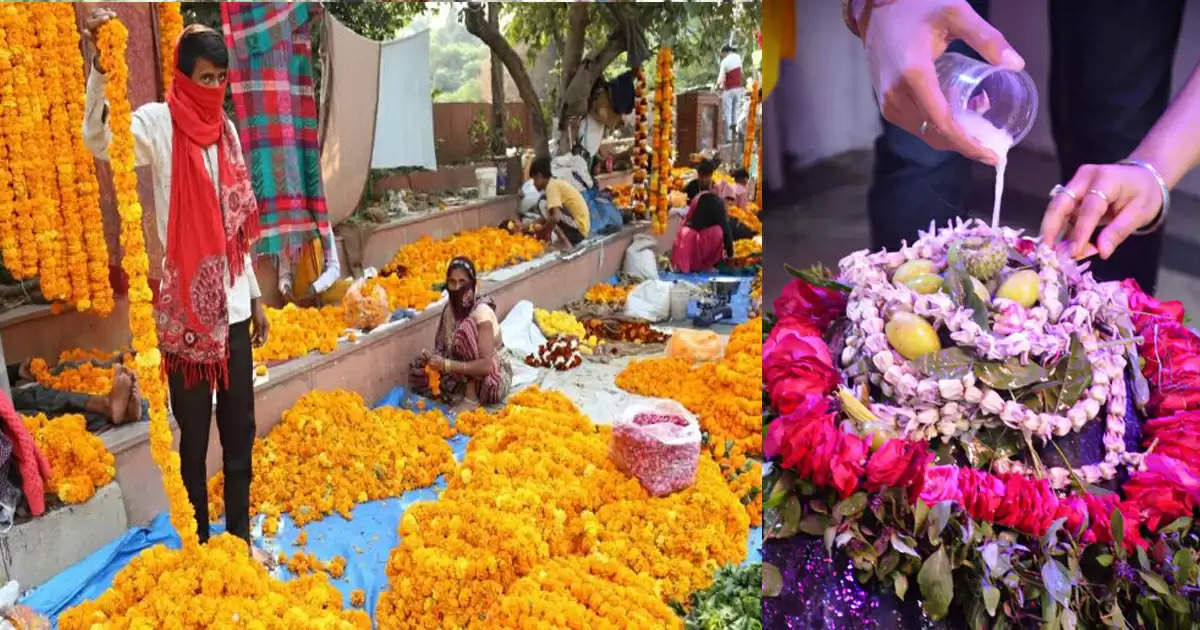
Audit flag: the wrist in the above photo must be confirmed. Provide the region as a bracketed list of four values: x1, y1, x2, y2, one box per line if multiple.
[1127, 147, 1182, 191]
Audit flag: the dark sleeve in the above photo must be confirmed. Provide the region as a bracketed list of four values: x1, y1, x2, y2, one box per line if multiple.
[6, 363, 19, 386]
[722, 212, 734, 258]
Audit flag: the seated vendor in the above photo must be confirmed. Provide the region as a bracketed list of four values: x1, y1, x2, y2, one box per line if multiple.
[683, 159, 716, 202]
[530, 156, 591, 248]
[277, 230, 342, 306]
[6, 358, 147, 432]
[671, 192, 734, 273]
[409, 257, 512, 409]
[717, 168, 757, 240]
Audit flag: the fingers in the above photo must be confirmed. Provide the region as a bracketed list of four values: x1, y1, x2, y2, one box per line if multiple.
[944, 2, 1024, 70]
[1067, 183, 1113, 259]
[905, 70, 996, 164]
[1041, 165, 1096, 243]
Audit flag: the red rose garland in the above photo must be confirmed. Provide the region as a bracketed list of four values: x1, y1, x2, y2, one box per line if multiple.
[766, 276, 1200, 552]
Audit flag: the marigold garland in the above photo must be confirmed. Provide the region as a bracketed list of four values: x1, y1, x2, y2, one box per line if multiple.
[649, 47, 675, 235]
[97, 19, 199, 552]
[0, 10, 21, 275]
[157, 2, 182, 99]
[22, 412, 116, 504]
[57, 535, 371, 630]
[26, 5, 70, 303]
[5, 7, 41, 280]
[728, 203, 762, 234]
[373, 387, 748, 628]
[743, 79, 759, 172]
[29, 356, 122, 396]
[631, 67, 651, 218]
[424, 363, 441, 397]
[207, 390, 456, 527]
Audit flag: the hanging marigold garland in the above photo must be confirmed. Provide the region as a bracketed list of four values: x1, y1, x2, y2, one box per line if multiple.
[630, 68, 651, 219]
[743, 79, 759, 172]
[5, 7, 41, 281]
[0, 10, 19, 275]
[157, 2, 182, 99]
[649, 47, 674, 235]
[97, 20, 200, 552]
[56, 2, 113, 315]
[26, 5, 70, 303]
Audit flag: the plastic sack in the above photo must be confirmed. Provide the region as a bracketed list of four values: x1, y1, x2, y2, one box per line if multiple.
[610, 400, 700, 497]
[624, 280, 672, 322]
[499, 300, 548, 358]
[622, 234, 659, 282]
[667, 329, 724, 363]
[342, 278, 390, 330]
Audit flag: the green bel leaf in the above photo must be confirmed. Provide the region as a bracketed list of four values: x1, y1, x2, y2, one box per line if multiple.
[1111, 508, 1125, 551]
[893, 573, 908, 601]
[1138, 569, 1171, 596]
[762, 562, 782, 597]
[918, 547, 954, 620]
[833, 492, 868, 520]
[1041, 558, 1072, 606]
[910, 347, 974, 379]
[1053, 334, 1093, 411]
[982, 584, 1001, 617]
[974, 358, 1051, 390]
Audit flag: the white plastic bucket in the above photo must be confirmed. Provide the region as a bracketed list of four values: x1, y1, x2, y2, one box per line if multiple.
[475, 166, 498, 199]
[669, 282, 691, 321]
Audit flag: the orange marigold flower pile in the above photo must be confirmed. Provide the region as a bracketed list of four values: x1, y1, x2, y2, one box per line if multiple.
[57, 534, 370, 630]
[707, 440, 763, 527]
[728, 204, 762, 234]
[252, 303, 345, 364]
[583, 282, 634, 306]
[207, 390, 456, 528]
[22, 413, 115, 504]
[373, 386, 748, 628]
[733, 238, 761, 259]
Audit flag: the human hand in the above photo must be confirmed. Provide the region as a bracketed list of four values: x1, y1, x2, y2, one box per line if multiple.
[855, 0, 1024, 164]
[429, 355, 447, 372]
[251, 300, 270, 348]
[83, 9, 119, 72]
[1040, 163, 1165, 260]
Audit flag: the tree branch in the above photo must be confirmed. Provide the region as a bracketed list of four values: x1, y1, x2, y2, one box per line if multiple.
[561, 4, 588, 89]
[465, 3, 549, 155]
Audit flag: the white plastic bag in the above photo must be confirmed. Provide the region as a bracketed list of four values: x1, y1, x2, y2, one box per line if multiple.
[499, 300, 548, 358]
[518, 179, 542, 220]
[610, 399, 701, 497]
[622, 234, 659, 282]
[624, 280, 672, 322]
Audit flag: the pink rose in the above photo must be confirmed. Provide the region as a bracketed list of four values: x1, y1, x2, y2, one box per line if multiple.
[864, 438, 934, 502]
[1143, 411, 1200, 475]
[773, 279, 847, 332]
[920, 466, 963, 505]
[764, 395, 832, 460]
[766, 317, 824, 346]
[1122, 278, 1185, 331]
[764, 335, 840, 414]
[1123, 454, 1200, 530]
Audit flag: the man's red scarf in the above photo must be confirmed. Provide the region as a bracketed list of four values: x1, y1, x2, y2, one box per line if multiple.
[156, 67, 259, 389]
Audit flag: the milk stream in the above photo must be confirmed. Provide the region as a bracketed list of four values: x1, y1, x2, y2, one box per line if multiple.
[955, 109, 1014, 229]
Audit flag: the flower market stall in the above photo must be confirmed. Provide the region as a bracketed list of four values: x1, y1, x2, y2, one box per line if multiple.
[763, 218, 1200, 628]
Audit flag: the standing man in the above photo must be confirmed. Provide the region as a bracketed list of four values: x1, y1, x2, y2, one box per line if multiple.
[81, 12, 270, 564]
[717, 44, 745, 145]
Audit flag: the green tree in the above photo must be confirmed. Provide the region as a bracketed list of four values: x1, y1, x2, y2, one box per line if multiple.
[465, 1, 759, 156]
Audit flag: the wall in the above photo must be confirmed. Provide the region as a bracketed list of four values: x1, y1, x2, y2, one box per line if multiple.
[433, 102, 534, 164]
[776, 0, 1200, 196]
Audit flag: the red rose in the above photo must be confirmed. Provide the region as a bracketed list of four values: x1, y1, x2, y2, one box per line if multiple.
[771, 405, 867, 499]
[1123, 454, 1200, 530]
[920, 466, 963, 505]
[1081, 494, 1149, 551]
[993, 475, 1059, 536]
[1140, 322, 1200, 378]
[1053, 494, 1090, 537]
[864, 438, 934, 502]
[1143, 411, 1200, 475]
[1122, 278, 1185, 331]
[764, 335, 840, 414]
[773, 279, 847, 332]
[766, 316, 824, 344]
[764, 394, 832, 459]
[958, 469, 1006, 523]
[1014, 237, 1036, 256]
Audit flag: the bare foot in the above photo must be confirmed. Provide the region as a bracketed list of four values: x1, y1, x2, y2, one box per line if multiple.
[123, 372, 142, 423]
[251, 545, 277, 570]
[108, 367, 132, 424]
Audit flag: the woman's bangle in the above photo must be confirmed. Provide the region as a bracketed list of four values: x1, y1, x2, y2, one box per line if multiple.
[445, 360, 455, 374]
[1119, 158, 1170, 235]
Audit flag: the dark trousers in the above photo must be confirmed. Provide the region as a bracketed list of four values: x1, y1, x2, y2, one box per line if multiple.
[867, 0, 1184, 294]
[169, 319, 255, 545]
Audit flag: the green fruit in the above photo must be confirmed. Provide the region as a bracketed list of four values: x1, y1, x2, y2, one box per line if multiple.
[904, 273, 943, 294]
[946, 242, 962, 265]
[885, 312, 941, 360]
[996, 269, 1040, 307]
[959, 237, 1006, 281]
[893, 259, 936, 285]
[970, 276, 991, 303]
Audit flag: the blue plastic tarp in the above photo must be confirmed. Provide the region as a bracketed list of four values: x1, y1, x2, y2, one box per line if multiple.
[24, 386, 762, 626]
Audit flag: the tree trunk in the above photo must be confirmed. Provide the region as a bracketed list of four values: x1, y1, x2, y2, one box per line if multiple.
[465, 3, 549, 156]
[487, 3, 506, 156]
[554, 10, 629, 156]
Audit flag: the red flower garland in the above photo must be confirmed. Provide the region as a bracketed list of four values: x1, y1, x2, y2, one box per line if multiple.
[767, 277, 1200, 551]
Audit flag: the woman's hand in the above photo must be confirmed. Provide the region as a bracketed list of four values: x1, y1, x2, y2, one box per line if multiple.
[82, 9, 119, 72]
[1041, 163, 1165, 260]
[429, 355, 448, 372]
[854, 0, 1024, 164]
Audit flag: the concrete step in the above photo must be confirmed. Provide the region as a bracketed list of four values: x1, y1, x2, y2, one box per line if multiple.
[0, 482, 127, 589]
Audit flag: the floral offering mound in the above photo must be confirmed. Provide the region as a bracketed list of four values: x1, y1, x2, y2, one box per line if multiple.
[22, 412, 115, 504]
[534, 308, 598, 351]
[57, 534, 370, 630]
[207, 390, 455, 528]
[524, 334, 585, 371]
[373, 388, 748, 629]
[582, 317, 670, 344]
[252, 304, 346, 364]
[29, 353, 130, 396]
[762, 218, 1200, 627]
